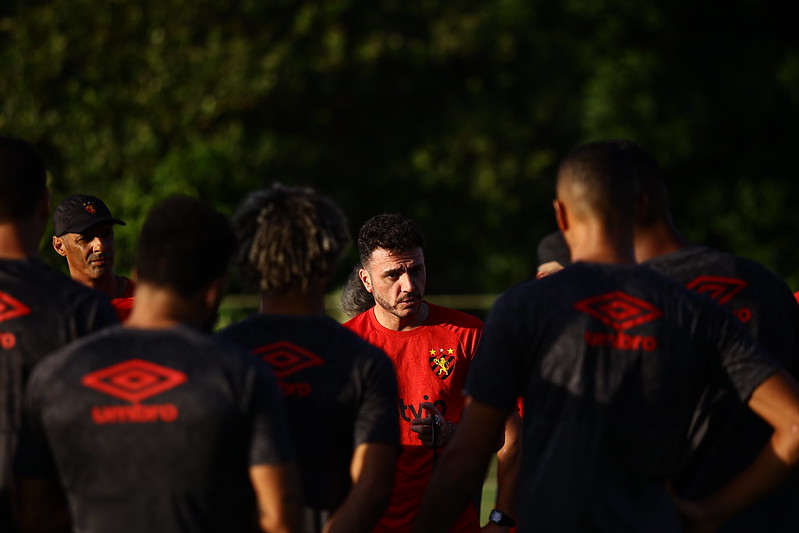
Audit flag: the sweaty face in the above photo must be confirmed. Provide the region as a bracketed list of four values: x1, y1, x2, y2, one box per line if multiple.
[363, 247, 426, 321]
[56, 222, 116, 282]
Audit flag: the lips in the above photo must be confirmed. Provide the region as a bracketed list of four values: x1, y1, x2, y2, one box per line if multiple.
[89, 257, 112, 268]
[88, 253, 112, 266]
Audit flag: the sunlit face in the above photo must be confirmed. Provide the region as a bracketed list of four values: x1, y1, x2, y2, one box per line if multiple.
[361, 247, 426, 321]
[53, 222, 116, 282]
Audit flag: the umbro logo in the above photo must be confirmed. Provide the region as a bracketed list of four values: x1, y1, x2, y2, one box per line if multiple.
[253, 341, 324, 378]
[83, 359, 187, 424]
[83, 359, 187, 403]
[574, 291, 662, 331]
[686, 276, 752, 322]
[686, 276, 747, 304]
[0, 291, 31, 322]
[252, 341, 323, 397]
[575, 292, 661, 352]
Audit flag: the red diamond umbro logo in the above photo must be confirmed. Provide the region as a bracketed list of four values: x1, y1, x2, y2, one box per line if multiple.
[0, 291, 31, 322]
[82, 359, 187, 403]
[252, 341, 324, 378]
[686, 276, 747, 304]
[574, 291, 663, 331]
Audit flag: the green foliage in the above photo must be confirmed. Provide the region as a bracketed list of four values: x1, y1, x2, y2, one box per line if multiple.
[2, 0, 798, 291]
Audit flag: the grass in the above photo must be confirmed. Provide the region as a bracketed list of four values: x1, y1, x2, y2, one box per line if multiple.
[480, 455, 499, 523]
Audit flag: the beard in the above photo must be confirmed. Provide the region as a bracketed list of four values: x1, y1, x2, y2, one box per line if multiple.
[373, 290, 422, 319]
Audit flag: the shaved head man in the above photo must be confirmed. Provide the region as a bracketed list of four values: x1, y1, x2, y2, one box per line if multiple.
[415, 140, 799, 533]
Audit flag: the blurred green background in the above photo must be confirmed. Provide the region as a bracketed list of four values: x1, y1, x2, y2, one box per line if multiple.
[3, 0, 799, 299]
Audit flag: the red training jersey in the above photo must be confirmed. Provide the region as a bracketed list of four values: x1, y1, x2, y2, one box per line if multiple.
[344, 302, 483, 533]
[111, 277, 135, 323]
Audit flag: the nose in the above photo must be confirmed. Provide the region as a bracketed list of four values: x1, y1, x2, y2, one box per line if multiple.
[91, 236, 109, 253]
[399, 272, 415, 293]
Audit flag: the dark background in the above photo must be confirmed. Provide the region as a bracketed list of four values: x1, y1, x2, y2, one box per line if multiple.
[3, 0, 798, 299]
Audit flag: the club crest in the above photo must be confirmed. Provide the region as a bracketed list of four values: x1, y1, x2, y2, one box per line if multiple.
[428, 347, 455, 381]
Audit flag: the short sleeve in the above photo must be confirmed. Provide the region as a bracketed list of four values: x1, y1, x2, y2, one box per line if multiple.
[465, 290, 528, 413]
[352, 346, 399, 447]
[14, 370, 58, 479]
[245, 359, 295, 466]
[699, 296, 781, 402]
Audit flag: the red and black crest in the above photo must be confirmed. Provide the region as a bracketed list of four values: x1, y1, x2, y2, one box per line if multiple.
[428, 347, 455, 380]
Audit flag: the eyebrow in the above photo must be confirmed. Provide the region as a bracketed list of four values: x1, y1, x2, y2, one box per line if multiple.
[382, 264, 424, 277]
[383, 267, 403, 278]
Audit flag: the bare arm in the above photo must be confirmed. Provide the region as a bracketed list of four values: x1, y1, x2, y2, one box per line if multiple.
[323, 443, 398, 533]
[14, 477, 70, 533]
[250, 463, 303, 533]
[677, 370, 799, 531]
[413, 399, 508, 533]
[482, 411, 521, 533]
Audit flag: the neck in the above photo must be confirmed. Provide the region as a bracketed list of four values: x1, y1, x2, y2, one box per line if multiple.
[259, 289, 325, 316]
[82, 273, 128, 299]
[374, 301, 430, 332]
[0, 220, 42, 260]
[633, 221, 690, 263]
[125, 283, 208, 330]
[566, 221, 636, 265]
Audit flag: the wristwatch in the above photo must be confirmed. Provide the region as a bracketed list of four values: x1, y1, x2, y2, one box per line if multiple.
[488, 509, 516, 527]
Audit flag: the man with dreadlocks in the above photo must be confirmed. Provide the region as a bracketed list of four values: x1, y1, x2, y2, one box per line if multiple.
[217, 184, 399, 533]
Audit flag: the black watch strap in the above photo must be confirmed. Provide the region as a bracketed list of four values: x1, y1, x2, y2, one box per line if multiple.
[488, 509, 516, 527]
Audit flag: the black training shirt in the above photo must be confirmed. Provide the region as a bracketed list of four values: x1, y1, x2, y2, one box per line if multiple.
[645, 245, 799, 532]
[0, 258, 117, 530]
[218, 313, 399, 532]
[17, 325, 293, 533]
[467, 262, 778, 533]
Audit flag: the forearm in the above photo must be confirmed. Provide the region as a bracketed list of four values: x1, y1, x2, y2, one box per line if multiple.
[414, 401, 508, 533]
[250, 464, 302, 533]
[493, 413, 521, 517]
[691, 429, 799, 528]
[323, 477, 392, 533]
[415, 442, 492, 532]
[325, 443, 396, 533]
[681, 372, 799, 530]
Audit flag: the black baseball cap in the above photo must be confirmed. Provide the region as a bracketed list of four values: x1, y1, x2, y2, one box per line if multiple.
[53, 194, 126, 237]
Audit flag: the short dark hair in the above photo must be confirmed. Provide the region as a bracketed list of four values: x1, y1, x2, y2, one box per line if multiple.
[557, 140, 639, 228]
[357, 213, 425, 266]
[0, 135, 48, 222]
[233, 184, 350, 293]
[622, 140, 670, 226]
[136, 195, 235, 296]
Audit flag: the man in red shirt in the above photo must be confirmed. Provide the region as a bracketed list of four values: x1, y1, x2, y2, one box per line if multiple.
[51, 194, 134, 321]
[344, 213, 486, 533]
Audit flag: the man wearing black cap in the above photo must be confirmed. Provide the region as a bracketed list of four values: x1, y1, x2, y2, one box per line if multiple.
[52, 194, 135, 321]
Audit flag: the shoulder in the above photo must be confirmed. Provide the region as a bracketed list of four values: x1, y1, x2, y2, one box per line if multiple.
[426, 302, 483, 330]
[343, 308, 375, 332]
[27, 325, 121, 387]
